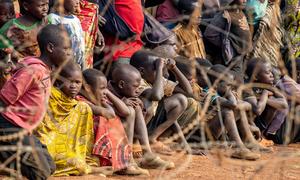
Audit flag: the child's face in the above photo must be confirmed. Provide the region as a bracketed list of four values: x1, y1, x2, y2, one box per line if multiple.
[49, 32, 73, 67]
[216, 74, 234, 96]
[64, 0, 80, 14]
[119, 72, 142, 98]
[60, 70, 83, 98]
[93, 76, 108, 102]
[256, 63, 274, 85]
[0, 2, 15, 27]
[24, 0, 49, 20]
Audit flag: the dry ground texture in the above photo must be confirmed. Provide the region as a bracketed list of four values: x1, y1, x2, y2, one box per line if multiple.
[48, 144, 300, 180]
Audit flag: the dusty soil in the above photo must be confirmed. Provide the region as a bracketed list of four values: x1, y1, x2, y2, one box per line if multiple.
[49, 144, 300, 180]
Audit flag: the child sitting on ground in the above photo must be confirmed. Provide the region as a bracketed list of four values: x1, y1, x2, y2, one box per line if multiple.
[130, 50, 194, 152]
[48, 0, 86, 69]
[78, 68, 149, 176]
[0, 24, 70, 180]
[36, 62, 102, 176]
[244, 58, 289, 144]
[0, 0, 49, 63]
[109, 63, 175, 170]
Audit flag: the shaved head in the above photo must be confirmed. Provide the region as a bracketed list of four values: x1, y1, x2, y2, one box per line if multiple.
[112, 64, 141, 83]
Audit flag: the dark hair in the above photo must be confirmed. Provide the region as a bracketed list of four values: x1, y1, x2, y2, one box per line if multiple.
[245, 58, 267, 78]
[130, 50, 158, 69]
[0, 0, 13, 4]
[60, 60, 81, 78]
[175, 56, 193, 77]
[37, 24, 68, 53]
[83, 68, 105, 86]
[208, 64, 234, 83]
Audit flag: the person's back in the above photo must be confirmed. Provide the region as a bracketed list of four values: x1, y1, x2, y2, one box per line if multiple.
[48, 0, 86, 69]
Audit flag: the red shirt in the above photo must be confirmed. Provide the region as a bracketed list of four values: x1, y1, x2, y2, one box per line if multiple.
[0, 57, 51, 130]
[106, 0, 144, 60]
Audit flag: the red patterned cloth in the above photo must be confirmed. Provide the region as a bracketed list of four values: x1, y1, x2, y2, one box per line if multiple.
[76, 95, 131, 170]
[77, 0, 99, 68]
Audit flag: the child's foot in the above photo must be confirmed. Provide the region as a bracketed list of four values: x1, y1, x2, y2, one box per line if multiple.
[245, 142, 273, 153]
[151, 141, 174, 156]
[231, 148, 261, 161]
[115, 165, 149, 176]
[139, 153, 175, 170]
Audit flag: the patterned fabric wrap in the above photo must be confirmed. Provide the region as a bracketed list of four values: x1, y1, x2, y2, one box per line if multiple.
[35, 87, 97, 176]
[76, 95, 131, 171]
[246, 2, 285, 66]
[77, 0, 99, 68]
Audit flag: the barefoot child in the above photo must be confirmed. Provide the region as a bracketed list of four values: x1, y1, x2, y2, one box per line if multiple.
[36, 61, 101, 176]
[109, 64, 175, 170]
[245, 58, 289, 143]
[79, 68, 148, 175]
[48, 0, 86, 69]
[0, 0, 49, 63]
[0, 24, 70, 180]
[130, 50, 193, 152]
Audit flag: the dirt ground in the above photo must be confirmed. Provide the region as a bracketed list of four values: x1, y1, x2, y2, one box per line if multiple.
[48, 144, 300, 180]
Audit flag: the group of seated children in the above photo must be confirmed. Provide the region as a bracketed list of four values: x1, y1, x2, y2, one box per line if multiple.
[1, 0, 300, 179]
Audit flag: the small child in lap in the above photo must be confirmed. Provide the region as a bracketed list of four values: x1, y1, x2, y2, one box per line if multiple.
[79, 68, 148, 176]
[36, 61, 98, 176]
[0, 0, 49, 62]
[48, 0, 86, 69]
[109, 64, 175, 170]
[245, 58, 289, 143]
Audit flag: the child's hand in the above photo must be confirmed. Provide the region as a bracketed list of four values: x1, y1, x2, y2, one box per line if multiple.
[98, 16, 106, 27]
[155, 58, 165, 70]
[122, 97, 143, 108]
[165, 58, 176, 70]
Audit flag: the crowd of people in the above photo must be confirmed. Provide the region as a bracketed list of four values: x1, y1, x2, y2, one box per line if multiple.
[0, 0, 299, 179]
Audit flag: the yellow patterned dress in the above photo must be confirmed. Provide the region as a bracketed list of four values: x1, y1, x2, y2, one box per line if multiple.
[35, 87, 97, 176]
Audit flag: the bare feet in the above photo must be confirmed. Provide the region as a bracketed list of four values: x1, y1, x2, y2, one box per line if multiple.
[151, 141, 175, 156]
[139, 153, 175, 170]
[231, 148, 261, 161]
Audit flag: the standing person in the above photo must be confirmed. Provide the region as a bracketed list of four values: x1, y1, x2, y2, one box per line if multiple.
[103, 0, 144, 64]
[76, 0, 100, 68]
[204, 0, 251, 83]
[0, 0, 49, 63]
[48, 0, 86, 69]
[0, 24, 71, 180]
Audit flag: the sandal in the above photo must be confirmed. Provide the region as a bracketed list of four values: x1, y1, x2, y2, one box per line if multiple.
[132, 144, 143, 158]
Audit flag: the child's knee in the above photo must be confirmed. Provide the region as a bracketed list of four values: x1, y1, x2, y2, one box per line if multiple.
[174, 94, 188, 110]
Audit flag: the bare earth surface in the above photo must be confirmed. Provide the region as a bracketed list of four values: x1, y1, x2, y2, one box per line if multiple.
[49, 144, 300, 180]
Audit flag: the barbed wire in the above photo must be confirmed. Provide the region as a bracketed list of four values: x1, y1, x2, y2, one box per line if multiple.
[0, 0, 299, 179]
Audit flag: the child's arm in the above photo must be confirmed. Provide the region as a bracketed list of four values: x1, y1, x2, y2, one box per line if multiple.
[106, 90, 130, 117]
[167, 59, 193, 97]
[88, 103, 116, 119]
[267, 90, 288, 110]
[141, 59, 165, 101]
[245, 90, 269, 116]
[218, 91, 237, 109]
